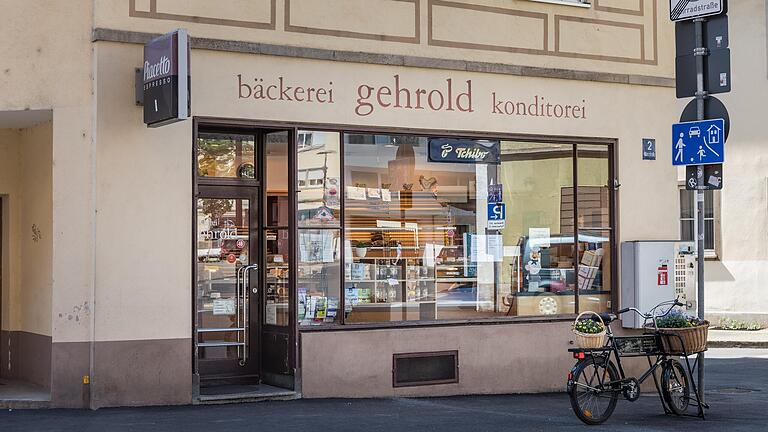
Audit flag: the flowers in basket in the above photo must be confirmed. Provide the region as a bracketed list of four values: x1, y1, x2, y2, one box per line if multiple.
[573, 312, 606, 349]
[574, 319, 605, 334]
[654, 310, 706, 329]
[652, 309, 709, 355]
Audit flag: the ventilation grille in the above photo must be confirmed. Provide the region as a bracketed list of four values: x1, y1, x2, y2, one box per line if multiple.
[393, 351, 458, 387]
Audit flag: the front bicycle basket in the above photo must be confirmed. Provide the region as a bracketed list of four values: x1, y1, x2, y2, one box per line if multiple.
[613, 335, 661, 357]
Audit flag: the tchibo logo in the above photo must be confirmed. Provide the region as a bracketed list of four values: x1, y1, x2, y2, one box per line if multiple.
[144, 56, 171, 82]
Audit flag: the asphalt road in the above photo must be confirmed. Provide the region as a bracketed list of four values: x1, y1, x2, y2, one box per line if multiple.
[1, 348, 766, 432]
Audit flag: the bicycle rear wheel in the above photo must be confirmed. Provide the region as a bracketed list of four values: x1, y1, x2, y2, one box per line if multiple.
[568, 357, 620, 425]
[662, 359, 690, 415]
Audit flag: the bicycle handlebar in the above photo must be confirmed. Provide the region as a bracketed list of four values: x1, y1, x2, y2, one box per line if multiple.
[616, 298, 686, 325]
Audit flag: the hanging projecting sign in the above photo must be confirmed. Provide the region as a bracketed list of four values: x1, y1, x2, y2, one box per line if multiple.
[670, 0, 726, 22]
[143, 29, 190, 127]
[428, 138, 500, 164]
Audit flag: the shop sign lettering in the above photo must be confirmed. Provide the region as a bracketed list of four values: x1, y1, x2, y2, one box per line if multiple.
[235, 73, 589, 122]
[143, 29, 190, 127]
[428, 138, 500, 164]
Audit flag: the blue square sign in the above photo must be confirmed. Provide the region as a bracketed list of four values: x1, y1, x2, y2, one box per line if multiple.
[672, 119, 725, 166]
[488, 202, 505, 220]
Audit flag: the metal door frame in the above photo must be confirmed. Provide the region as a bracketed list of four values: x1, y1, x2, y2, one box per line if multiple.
[194, 185, 261, 382]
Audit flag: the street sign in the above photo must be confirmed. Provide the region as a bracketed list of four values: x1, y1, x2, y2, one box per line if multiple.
[675, 48, 731, 98]
[676, 14, 728, 56]
[686, 164, 723, 190]
[488, 203, 505, 220]
[487, 203, 506, 230]
[672, 119, 725, 166]
[642, 138, 657, 160]
[680, 96, 730, 140]
[488, 184, 503, 203]
[670, 0, 726, 22]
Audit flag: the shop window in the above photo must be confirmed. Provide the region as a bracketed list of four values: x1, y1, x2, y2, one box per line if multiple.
[576, 145, 612, 313]
[500, 142, 577, 317]
[196, 133, 256, 179]
[298, 229, 341, 325]
[679, 189, 717, 257]
[297, 131, 341, 227]
[341, 136, 614, 323]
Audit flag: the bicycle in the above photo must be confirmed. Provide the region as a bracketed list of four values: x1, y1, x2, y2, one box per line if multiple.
[566, 299, 708, 425]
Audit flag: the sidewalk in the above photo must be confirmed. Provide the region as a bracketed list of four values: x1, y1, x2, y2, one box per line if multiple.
[1, 349, 766, 432]
[708, 328, 768, 348]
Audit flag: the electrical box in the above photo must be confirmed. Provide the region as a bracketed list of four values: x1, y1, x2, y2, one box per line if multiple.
[620, 241, 696, 328]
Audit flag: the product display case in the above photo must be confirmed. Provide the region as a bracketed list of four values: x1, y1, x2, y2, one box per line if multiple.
[264, 229, 290, 326]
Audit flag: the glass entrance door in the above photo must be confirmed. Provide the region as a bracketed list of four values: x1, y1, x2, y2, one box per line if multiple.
[196, 187, 259, 382]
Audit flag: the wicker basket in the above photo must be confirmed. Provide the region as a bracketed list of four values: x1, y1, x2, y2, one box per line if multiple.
[573, 311, 607, 349]
[657, 322, 709, 355]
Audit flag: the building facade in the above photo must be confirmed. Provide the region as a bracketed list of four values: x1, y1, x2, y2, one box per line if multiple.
[0, 0, 710, 408]
[696, 0, 768, 327]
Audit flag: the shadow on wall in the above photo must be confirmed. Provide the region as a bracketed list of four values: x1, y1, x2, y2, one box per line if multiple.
[705, 260, 735, 282]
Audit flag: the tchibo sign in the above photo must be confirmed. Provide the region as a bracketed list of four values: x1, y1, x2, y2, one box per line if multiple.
[143, 29, 190, 127]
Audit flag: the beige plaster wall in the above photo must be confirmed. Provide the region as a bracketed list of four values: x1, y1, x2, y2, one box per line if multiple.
[300, 322, 649, 397]
[0, 129, 22, 332]
[0, 123, 53, 337]
[20, 122, 54, 336]
[92, 40, 679, 340]
[94, 0, 674, 79]
[0, 0, 96, 343]
[94, 43, 192, 342]
[702, 0, 768, 315]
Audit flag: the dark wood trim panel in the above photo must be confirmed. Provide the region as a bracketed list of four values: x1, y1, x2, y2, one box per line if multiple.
[194, 117, 618, 332]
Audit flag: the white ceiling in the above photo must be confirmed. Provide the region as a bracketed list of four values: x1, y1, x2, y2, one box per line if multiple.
[0, 109, 52, 129]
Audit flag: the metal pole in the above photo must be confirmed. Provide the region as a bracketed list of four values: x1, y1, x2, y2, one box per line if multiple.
[693, 17, 706, 403]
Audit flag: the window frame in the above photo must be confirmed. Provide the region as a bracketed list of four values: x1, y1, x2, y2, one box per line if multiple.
[193, 117, 618, 331]
[679, 186, 719, 259]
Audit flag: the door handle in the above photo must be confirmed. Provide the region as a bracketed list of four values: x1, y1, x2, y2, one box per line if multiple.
[239, 264, 258, 366]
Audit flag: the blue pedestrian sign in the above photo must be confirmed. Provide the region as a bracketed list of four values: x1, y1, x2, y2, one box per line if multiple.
[672, 119, 725, 166]
[488, 202, 505, 220]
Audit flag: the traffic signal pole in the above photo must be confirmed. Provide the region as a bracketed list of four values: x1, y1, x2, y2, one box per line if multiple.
[694, 17, 706, 404]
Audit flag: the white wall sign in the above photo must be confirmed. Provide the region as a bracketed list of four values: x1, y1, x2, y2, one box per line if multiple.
[670, 0, 725, 22]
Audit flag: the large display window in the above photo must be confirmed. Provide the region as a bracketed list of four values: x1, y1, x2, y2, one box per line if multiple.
[295, 130, 615, 326]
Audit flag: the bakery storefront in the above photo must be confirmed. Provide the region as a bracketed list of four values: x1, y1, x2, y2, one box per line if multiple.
[184, 50, 636, 398]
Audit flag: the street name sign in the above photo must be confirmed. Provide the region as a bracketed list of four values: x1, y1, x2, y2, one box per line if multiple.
[670, 0, 726, 22]
[672, 119, 725, 166]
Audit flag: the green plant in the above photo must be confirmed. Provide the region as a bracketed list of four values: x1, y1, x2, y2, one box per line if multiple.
[656, 310, 705, 328]
[718, 317, 763, 331]
[574, 319, 605, 334]
[355, 241, 370, 248]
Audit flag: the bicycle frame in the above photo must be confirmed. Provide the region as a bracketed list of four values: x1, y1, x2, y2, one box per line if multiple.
[568, 300, 708, 420]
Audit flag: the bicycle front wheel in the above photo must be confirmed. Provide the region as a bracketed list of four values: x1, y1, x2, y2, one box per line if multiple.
[568, 357, 620, 425]
[662, 359, 690, 415]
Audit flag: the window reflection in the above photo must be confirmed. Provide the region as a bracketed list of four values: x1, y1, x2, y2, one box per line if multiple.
[297, 131, 341, 227]
[197, 133, 255, 179]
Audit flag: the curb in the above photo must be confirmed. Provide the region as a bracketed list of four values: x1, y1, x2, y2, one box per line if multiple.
[707, 340, 768, 349]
